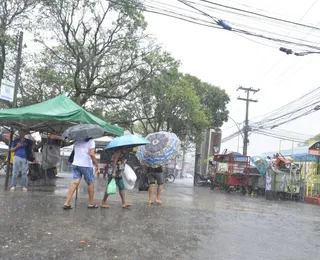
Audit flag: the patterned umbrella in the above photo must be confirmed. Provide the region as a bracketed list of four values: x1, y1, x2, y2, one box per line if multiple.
[136, 131, 180, 168]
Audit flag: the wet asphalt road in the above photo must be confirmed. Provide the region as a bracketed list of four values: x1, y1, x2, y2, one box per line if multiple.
[0, 173, 320, 260]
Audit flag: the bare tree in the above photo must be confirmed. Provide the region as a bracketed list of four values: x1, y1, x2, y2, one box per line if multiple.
[0, 0, 37, 108]
[0, 0, 37, 80]
[29, 0, 167, 106]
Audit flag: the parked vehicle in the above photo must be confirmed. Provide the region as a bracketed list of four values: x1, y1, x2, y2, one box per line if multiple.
[213, 152, 250, 195]
[165, 172, 175, 183]
[194, 172, 215, 189]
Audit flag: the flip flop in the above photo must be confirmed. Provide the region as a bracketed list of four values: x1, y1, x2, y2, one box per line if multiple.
[88, 204, 99, 209]
[100, 204, 110, 208]
[63, 205, 72, 210]
[153, 200, 162, 204]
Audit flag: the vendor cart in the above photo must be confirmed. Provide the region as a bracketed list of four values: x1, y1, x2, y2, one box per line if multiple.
[214, 151, 250, 194]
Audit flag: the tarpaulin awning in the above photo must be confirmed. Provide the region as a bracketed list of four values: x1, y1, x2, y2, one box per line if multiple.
[257, 145, 314, 161]
[0, 94, 124, 136]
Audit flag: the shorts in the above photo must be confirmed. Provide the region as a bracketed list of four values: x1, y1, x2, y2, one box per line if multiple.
[72, 165, 94, 184]
[148, 171, 164, 185]
[108, 176, 125, 191]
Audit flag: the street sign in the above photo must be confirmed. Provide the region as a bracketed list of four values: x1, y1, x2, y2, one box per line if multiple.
[0, 79, 15, 102]
[308, 149, 320, 156]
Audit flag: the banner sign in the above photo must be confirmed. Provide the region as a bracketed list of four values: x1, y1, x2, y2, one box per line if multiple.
[0, 80, 14, 102]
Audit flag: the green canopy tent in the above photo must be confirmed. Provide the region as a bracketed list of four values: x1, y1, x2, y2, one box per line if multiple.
[0, 95, 123, 196]
[0, 94, 124, 136]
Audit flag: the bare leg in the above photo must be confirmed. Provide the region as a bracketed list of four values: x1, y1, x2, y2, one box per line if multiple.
[88, 183, 95, 205]
[148, 184, 155, 204]
[64, 179, 80, 206]
[101, 192, 110, 208]
[120, 190, 132, 208]
[154, 184, 163, 204]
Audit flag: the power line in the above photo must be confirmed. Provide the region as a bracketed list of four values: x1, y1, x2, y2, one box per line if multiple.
[254, 130, 307, 143]
[249, 85, 320, 123]
[173, 0, 320, 50]
[142, 1, 320, 53]
[196, 0, 320, 32]
[141, 0, 320, 49]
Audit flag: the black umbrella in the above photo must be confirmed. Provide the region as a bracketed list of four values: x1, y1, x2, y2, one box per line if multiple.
[61, 124, 104, 141]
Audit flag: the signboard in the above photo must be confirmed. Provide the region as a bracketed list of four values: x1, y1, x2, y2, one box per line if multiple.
[308, 142, 320, 156]
[0, 80, 15, 102]
[308, 149, 320, 156]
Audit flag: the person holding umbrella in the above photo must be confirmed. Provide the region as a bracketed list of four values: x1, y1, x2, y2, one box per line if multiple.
[101, 135, 150, 208]
[136, 131, 180, 205]
[101, 148, 132, 208]
[62, 124, 103, 210]
[147, 166, 164, 205]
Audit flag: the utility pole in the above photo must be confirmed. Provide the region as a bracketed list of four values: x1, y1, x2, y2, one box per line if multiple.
[237, 86, 259, 156]
[6, 31, 23, 177]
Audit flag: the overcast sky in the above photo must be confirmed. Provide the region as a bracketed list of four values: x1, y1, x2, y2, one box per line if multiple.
[143, 0, 320, 156]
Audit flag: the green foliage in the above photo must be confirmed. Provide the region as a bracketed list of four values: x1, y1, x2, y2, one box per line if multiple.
[183, 74, 230, 128]
[102, 62, 229, 142]
[303, 133, 320, 146]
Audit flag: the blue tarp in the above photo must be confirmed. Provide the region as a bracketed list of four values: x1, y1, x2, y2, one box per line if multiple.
[257, 146, 317, 161]
[251, 156, 268, 175]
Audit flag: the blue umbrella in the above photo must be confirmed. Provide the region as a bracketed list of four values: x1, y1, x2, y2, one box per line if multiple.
[104, 135, 150, 150]
[136, 131, 180, 168]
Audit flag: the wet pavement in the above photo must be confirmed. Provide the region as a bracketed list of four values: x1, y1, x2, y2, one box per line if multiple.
[0, 172, 320, 260]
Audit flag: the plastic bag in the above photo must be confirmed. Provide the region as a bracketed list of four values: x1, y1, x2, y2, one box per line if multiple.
[123, 164, 137, 190]
[107, 178, 117, 194]
[41, 144, 60, 170]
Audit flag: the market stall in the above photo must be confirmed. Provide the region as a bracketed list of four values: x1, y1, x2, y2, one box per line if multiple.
[0, 94, 124, 179]
[305, 142, 320, 204]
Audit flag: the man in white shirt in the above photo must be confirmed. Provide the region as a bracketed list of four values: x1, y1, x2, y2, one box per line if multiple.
[63, 138, 99, 209]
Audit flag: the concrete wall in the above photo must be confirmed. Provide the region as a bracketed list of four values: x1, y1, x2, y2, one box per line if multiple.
[195, 129, 222, 176]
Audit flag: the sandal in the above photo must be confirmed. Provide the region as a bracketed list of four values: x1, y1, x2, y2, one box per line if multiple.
[88, 204, 99, 209]
[63, 205, 72, 210]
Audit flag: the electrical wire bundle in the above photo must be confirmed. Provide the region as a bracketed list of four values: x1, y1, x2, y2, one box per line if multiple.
[129, 0, 320, 52]
[221, 129, 243, 143]
[251, 128, 312, 143]
[221, 86, 320, 143]
[250, 85, 320, 130]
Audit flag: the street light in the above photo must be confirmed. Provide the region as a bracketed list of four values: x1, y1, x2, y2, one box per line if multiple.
[279, 47, 320, 56]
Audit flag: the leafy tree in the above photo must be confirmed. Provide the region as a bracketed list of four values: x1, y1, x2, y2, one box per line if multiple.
[102, 65, 229, 142]
[303, 133, 320, 146]
[183, 74, 230, 129]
